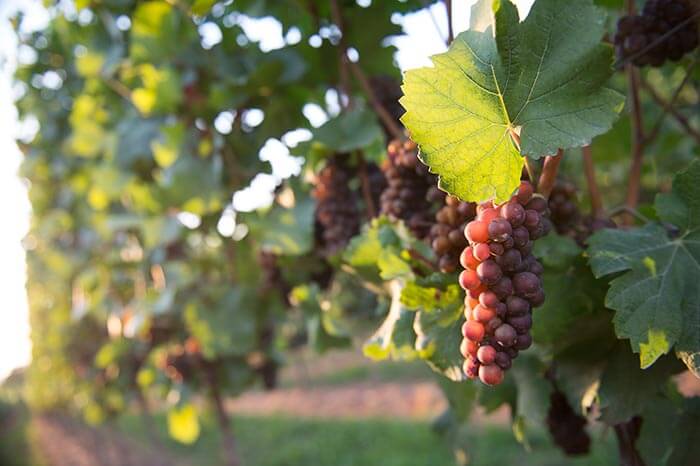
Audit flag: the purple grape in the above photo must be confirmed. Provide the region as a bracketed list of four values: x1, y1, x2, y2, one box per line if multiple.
[477, 260, 503, 285]
[494, 324, 517, 347]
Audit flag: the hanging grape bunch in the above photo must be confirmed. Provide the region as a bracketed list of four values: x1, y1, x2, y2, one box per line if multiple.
[547, 390, 591, 456]
[313, 155, 361, 256]
[380, 139, 444, 239]
[429, 196, 476, 273]
[458, 181, 549, 386]
[614, 0, 699, 66]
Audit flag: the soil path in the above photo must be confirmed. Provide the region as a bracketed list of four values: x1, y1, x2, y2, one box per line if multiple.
[228, 381, 510, 424]
[33, 414, 185, 466]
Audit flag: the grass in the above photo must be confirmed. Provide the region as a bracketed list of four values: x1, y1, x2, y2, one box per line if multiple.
[119, 413, 618, 466]
[0, 402, 47, 466]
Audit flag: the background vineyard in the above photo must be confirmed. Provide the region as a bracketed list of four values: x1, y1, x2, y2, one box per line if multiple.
[2, 0, 700, 465]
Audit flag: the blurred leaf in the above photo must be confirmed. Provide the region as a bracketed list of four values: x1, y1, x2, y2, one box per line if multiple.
[168, 403, 200, 444]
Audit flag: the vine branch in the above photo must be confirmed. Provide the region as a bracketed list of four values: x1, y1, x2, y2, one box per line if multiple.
[330, 0, 405, 140]
[581, 145, 603, 217]
[443, 0, 454, 44]
[623, 59, 645, 225]
[644, 56, 697, 145]
[640, 77, 700, 145]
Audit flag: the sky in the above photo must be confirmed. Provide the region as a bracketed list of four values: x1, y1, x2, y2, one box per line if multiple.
[0, 0, 534, 381]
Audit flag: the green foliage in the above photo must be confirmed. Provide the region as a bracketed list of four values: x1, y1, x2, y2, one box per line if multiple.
[401, 0, 623, 202]
[589, 161, 700, 372]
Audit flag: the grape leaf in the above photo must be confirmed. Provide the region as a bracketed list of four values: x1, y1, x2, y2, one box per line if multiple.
[247, 197, 315, 256]
[638, 396, 700, 466]
[588, 161, 700, 372]
[597, 343, 684, 424]
[363, 281, 419, 361]
[400, 0, 623, 202]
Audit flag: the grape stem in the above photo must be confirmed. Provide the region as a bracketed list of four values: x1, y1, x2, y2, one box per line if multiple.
[536, 149, 563, 199]
[640, 77, 700, 145]
[581, 145, 604, 217]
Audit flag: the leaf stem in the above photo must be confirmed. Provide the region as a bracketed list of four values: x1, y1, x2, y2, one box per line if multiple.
[581, 145, 603, 217]
[537, 149, 563, 198]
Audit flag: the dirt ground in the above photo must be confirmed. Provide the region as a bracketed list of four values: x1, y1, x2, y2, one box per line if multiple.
[32, 414, 184, 466]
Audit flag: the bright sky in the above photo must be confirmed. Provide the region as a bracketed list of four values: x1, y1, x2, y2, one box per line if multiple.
[0, 0, 534, 381]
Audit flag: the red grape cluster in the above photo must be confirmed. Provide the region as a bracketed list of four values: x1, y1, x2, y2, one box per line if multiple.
[547, 390, 591, 456]
[380, 139, 443, 239]
[429, 196, 476, 273]
[458, 181, 549, 386]
[313, 156, 361, 256]
[614, 0, 698, 67]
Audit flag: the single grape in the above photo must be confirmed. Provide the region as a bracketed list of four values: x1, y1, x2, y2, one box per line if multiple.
[502, 201, 525, 227]
[479, 291, 500, 309]
[473, 305, 497, 323]
[465, 220, 489, 243]
[494, 324, 517, 346]
[479, 364, 504, 386]
[514, 333, 533, 350]
[464, 320, 485, 342]
[477, 345, 497, 365]
[506, 296, 530, 317]
[495, 351, 512, 370]
[473, 242, 491, 261]
[488, 218, 513, 242]
[459, 269, 481, 290]
[477, 259, 503, 285]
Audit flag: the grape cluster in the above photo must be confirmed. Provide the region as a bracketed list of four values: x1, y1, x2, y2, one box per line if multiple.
[458, 181, 549, 386]
[547, 390, 591, 456]
[429, 196, 476, 273]
[380, 139, 443, 239]
[162, 339, 202, 383]
[614, 0, 699, 67]
[548, 181, 580, 236]
[313, 156, 361, 256]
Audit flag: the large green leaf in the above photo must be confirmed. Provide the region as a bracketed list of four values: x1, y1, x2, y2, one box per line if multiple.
[596, 344, 683, 424]
[589, 161, 700, 372]
[638, 396, 700, 466]
[400, 0, 623, 202]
